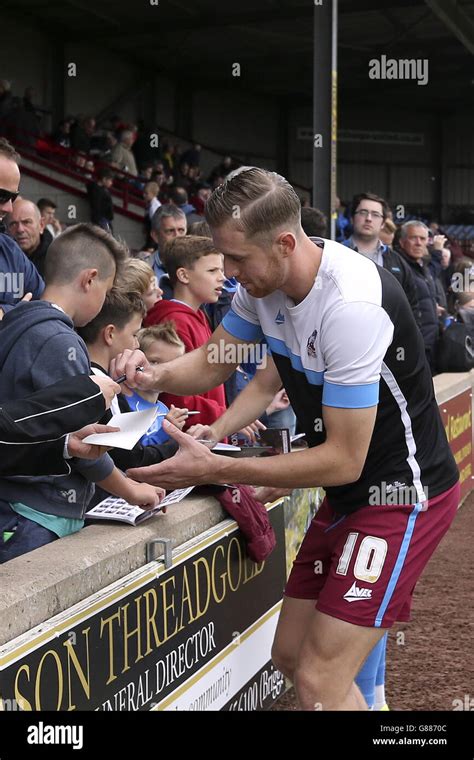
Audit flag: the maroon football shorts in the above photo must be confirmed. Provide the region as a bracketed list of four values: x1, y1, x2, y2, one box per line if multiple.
[284, 481, 460, 627]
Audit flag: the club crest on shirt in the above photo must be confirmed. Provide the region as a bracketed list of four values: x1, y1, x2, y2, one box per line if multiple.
[307, 329, 318, 358]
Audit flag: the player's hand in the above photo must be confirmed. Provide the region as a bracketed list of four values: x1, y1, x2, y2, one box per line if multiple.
[90, 375, 121, 409]
[251, 486, 294, 504]
[127, 420, 219, 489]
[66, 424, 119, 459]
[110, 349, 158, 393]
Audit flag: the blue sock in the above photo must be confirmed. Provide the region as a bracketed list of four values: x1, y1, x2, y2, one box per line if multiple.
[355, 636, 386, 709]
[376, 633, 388, 686]
[374, 633, 388, 709]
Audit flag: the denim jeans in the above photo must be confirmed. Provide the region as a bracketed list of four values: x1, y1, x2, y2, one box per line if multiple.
[0, 501, 57, 563]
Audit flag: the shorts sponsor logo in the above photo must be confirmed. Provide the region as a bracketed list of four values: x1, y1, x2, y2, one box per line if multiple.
[343, 581, 372, 602]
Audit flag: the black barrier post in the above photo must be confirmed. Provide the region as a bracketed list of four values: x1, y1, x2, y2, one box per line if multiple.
[313, 0, 338, 239]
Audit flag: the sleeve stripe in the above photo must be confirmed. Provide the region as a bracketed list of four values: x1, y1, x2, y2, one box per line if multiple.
[11, 391, 103, 423]
[323, 380, 379, 408]
[222, 309, 263, 341]
[265, 335, 324, 385]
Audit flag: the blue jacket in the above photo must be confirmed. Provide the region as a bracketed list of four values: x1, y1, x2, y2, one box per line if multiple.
[0, 232, 44, 311]
[0, 301, 114, 517]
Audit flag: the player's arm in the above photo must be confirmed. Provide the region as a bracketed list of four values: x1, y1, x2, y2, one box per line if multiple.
[191, 354, 282, 441]
[209, 404, 377, 487]
[126, 300, 392, 490]
[110, 323, 250, 394]
[126, 404, 377, 490]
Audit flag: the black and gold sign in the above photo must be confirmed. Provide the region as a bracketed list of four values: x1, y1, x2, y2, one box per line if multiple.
[0, 505, 286, 711]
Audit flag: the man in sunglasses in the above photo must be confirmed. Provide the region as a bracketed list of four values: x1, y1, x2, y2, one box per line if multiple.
[0, 138, 44, 320]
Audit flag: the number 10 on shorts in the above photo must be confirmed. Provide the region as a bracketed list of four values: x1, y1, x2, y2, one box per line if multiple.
[336, 533, 388, 584]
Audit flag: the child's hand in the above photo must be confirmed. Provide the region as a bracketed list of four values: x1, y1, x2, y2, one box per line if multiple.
[165, 404, 188, 430]
[266, 389, 290, 416]
[237, 419, 266, 443]
[90, 375, 121, 408]
[125, 481, 165, 510]
[187, 423, 217, 441]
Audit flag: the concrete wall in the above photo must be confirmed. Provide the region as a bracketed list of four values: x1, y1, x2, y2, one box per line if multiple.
[0, 493, 228, 646]
[0, 372, 472, 647]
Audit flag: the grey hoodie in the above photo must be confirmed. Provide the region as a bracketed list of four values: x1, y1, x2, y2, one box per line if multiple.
[0, 301, 114, 517]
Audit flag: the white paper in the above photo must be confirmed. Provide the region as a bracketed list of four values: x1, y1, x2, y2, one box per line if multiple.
[195, 440, 241, 451]
[213, 442, 241, 451]
[83, 408, 164, 450]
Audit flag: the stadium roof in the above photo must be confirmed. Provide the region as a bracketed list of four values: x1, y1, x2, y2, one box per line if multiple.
[3, 0, 474, 113]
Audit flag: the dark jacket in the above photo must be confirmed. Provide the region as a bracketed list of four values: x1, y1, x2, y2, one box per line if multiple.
[381, 247, 422, 327]
[87, 182, 114, 228]
[0, 376, 106, 476]
[28, 228, 53, 278]
[0, 232, 44, 312]
[343, 238, 421, 326]
[0, 301, 114, 516]
[397, 250, 440, 369]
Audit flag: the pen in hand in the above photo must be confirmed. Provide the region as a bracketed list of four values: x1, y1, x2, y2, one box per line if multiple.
[114, 366, 145, 384]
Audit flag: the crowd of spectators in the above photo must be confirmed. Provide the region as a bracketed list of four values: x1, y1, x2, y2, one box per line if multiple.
[0, 78, 473, 567]
[0, 78, 241, 241]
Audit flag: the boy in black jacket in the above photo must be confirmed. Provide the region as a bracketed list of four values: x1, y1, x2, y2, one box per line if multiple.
[0, 374, 119, 476]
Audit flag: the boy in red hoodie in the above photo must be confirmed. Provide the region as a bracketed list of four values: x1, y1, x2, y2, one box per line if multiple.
[144, 235, 227, 429]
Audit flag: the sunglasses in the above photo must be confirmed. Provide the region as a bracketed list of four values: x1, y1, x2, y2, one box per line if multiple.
[0, 189, 19, 205]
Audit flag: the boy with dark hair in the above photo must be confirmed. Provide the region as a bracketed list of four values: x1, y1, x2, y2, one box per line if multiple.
[144, 235, 227, 428]
[0, 223, 163, 562]
[77, 288, 181, 485]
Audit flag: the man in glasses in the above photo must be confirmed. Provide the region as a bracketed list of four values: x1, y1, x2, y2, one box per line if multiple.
[0, 138, 44, 319]
[344, 192, 420, 326]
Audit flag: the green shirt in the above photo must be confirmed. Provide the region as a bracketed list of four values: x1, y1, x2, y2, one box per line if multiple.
[10, 503, 84, 538]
